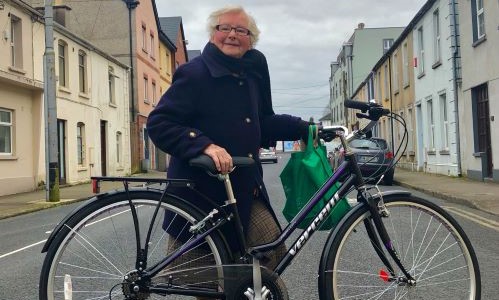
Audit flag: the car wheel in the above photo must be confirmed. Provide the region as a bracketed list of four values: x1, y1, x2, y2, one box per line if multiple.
[273, 159, 278, 163]
[383, 169, 394, 186]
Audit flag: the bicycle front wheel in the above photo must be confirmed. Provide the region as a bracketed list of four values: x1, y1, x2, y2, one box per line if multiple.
[319, 194, 480, 300]
[39, 190, 231, 300]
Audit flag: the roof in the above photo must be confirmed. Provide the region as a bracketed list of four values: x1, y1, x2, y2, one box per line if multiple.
[159, 16, 182, 46]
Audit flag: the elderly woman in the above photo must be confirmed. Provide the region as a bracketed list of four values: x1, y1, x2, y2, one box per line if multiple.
[147, 5, 310, 270]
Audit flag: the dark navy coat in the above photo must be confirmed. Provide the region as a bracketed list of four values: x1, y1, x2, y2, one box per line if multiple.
[146, 44, 307, 248]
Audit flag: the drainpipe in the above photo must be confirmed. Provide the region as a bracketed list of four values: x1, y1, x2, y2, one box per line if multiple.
[450, 0, 462, 176]
[126, 0, 139, 122]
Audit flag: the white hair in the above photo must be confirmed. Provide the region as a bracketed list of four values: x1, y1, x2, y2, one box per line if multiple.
[207, 5, 260, 46]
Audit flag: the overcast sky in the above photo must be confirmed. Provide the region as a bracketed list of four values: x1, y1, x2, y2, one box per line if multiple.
[156, 0, 428, 121]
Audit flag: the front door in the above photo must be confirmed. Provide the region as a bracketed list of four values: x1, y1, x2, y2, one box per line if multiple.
[57, 119, 66, 185]
[100, 120, 107, 176]
[474, 84, 493, 178]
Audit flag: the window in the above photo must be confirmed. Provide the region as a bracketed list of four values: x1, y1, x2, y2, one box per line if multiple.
[78, 51, 87, 93]
[116, 131, 122, 164]
[58, 41, 68, 87]
[0, 109, 13, 155]
[417, 27, 425, 75]
[150, 33, 155, 58]
[433, 10, 441, 64]
[10, 15, 23, 69]
[439, 93, 449, 150]
[77, 122, 86, 165]
[392, 52, 398, 92]
[152, 81, 157, 105]
[402, 42, 409, 86]
[143, 76, 149, 103]
[474, 0, 485, 39]
[384, 64, 389, 100]
[108, 66, 115, 104]
[383, 39, 394, 54]
[142, 24, 147, 51]
[427, 98, 435, 150]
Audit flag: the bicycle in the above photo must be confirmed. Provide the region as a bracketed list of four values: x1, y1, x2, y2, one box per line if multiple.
[39, 100, 481, 299]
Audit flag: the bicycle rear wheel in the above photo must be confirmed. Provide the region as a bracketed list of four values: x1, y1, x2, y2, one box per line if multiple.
[39, 190, 231, 300]
[319, 194, 480, 300]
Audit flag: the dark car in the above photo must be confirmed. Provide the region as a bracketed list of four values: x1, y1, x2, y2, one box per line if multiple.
[333, 137, 395, 185]
[259, 148, 278, 163]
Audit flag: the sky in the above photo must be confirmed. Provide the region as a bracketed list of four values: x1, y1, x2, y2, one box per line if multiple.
[156, 0, 428, 121]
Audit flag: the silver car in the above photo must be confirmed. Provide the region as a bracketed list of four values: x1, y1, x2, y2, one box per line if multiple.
[259, 148, 278, 163]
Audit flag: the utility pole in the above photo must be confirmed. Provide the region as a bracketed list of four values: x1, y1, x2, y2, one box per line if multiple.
[44, 0, 60, 202]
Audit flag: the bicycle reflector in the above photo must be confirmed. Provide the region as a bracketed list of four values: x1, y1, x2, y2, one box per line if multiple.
[92, 179, 100, 194]
[379, 269, 389, 282]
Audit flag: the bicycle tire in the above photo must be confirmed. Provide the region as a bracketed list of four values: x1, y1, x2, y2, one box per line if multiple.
[318, 194, 481, 300]
[39, 190, 231, 300]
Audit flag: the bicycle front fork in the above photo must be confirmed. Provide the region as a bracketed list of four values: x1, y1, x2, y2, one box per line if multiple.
[361, 190, 416, 284]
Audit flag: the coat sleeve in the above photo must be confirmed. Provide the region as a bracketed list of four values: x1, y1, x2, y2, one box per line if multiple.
[146, 64, 213, 160]
[260, 114, 309, 148]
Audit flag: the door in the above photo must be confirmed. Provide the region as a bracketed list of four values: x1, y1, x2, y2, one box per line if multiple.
[416, 104, 424, 171]
[475, 85, 493, 177]
[100, 120, 107, 176]
[57, 119, 67, 185]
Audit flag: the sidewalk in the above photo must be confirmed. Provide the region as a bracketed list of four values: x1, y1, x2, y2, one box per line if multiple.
[393, 168, 499, 216]
[1, 168, 498, 220]
[0, 170, 166, 220]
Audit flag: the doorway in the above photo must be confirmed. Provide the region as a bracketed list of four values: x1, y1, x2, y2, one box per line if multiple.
[473, 84, 493, 178]
[100, 120, 107, 176]
[57, 119, 67, 185]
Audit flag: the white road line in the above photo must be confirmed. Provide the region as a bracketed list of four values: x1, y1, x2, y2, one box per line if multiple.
[443, 206, 499, 232]
[1, 205, 142, 259]
[0, 240, 46, 259]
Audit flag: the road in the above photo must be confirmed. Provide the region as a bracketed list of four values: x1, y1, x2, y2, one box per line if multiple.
[0, 153, 498, 299]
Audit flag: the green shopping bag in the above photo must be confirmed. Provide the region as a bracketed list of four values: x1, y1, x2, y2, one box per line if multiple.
[280, 125, 350, 230]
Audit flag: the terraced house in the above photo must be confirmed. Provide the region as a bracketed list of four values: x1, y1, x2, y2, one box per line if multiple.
[0, 0, 130, 196]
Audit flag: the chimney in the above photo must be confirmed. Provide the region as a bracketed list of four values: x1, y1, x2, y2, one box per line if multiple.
[358, 23, 365, 29]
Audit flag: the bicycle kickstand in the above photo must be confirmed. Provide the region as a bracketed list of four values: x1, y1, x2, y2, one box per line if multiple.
[243, 258, 270, 300]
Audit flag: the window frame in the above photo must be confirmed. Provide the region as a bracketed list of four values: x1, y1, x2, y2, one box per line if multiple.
[58, 40, 68, 87]
[433, 9, 441, 65]
[108, 66, 116, 104]
[143, 75, 149, 103]
[78, 50, 87, 93]
[76, 122, 86, 165]
[427, 98, 435, 151]
[10, 14, 23, 69]
[417, 26, 425, 76]
[0, 109, 13, 156]
[439, 92, 449, 151]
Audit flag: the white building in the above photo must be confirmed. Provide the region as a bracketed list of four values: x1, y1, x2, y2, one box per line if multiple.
[0, 0, 131, 196]
[412, 0, 461, 176]
[458, 0, 499, 181]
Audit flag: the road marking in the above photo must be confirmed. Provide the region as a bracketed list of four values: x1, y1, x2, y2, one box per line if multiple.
[443, 206, 499, 232]
[0, 240, 46, 259]
[0, 206, 139, 259]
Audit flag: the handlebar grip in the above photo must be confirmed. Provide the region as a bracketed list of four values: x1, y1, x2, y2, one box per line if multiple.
[344, 99, 370, 112]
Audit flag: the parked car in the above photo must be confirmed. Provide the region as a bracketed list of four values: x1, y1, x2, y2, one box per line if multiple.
[333, 137, 395, 185]
[259, 148, 278, 163]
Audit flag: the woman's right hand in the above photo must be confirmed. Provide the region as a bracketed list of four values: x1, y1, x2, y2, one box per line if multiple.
[203, 144, 233, 174]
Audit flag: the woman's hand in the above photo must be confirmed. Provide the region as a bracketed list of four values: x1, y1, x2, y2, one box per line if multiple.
[203, 144, 233, 174]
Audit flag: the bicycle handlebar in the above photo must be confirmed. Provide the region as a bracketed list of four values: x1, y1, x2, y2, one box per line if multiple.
[344, 99, 390, 121]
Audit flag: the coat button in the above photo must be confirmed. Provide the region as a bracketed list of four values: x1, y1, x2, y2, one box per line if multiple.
[189, 131, 197, 138]
[245, 117, 251, 123]
[248, 153, 253, 158]
[239, 81, 244, 86]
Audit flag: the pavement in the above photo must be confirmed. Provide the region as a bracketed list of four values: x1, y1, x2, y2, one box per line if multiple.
[0, 168, 499, 220]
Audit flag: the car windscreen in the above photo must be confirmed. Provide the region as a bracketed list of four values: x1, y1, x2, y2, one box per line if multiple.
[349, 139, 387, 150]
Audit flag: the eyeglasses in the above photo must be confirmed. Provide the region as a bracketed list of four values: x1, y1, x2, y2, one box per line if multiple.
[215, 24, 251, 36]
